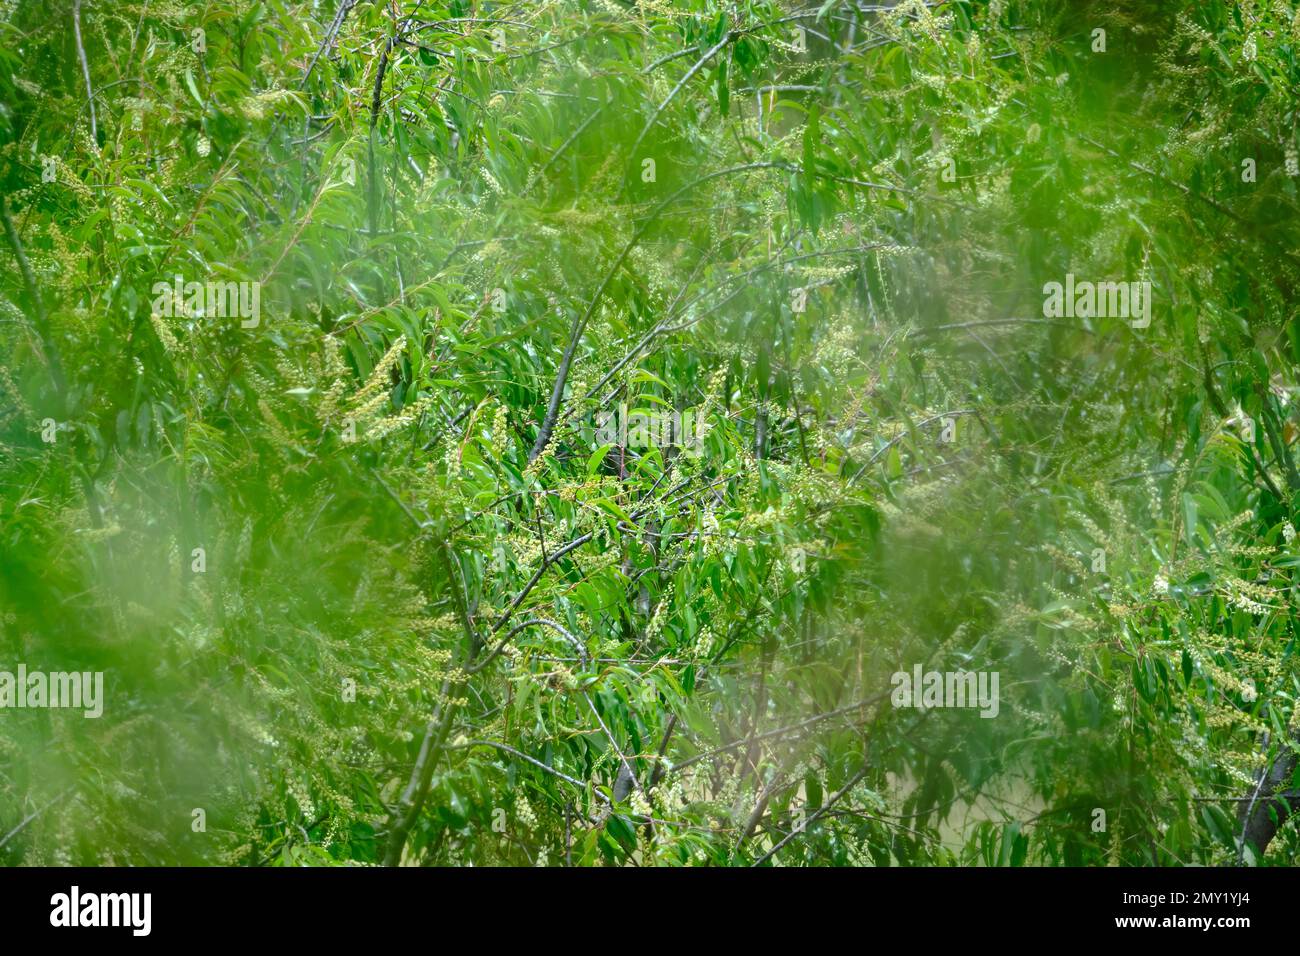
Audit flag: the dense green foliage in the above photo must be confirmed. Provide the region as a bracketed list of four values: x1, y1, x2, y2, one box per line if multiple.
[2, 0, 1300, 866]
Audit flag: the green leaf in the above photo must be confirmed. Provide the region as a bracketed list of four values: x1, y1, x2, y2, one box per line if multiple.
[184, 68, 204, 108]
[587, 443, 614, 475]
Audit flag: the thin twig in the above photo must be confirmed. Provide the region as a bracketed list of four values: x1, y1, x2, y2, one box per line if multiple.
[72, 0, 97, 144]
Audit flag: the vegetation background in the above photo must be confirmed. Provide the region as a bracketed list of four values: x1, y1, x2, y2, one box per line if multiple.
[2, 0, 1300, 866]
